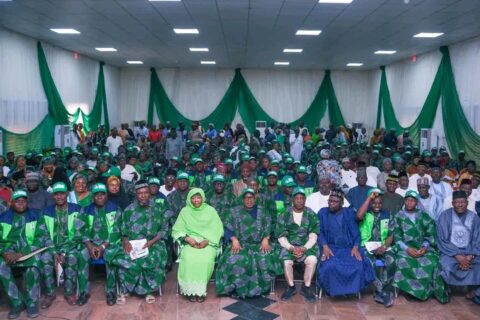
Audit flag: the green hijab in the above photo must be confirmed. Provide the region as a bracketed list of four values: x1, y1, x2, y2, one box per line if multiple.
[172, 188, 224, 246]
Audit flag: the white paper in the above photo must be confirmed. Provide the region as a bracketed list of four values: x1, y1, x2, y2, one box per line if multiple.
[17, 247, 48, 262]
[57, 264, 64, 287]
[129, 239, 149, 260]
[365, 241, 391, 254]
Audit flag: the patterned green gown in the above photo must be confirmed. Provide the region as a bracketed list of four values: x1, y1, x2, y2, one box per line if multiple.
[108, 199, 168, 295]
[392, 209, 448, 303]
[206, 189, 236, 223]
[215, 205, 283, 298]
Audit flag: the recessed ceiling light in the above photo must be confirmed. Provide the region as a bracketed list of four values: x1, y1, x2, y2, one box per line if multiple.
[319, 0, 353, 3]
[347, 63, 363, 67]
[174, 28, 199, 34]
[189, 48, 209, 52]
[413, 32, 444, 38]
[296, 30, 322, 36]
[274, 61, 290, 66]
[374, 50, 396, 55]
[95, 48, 117, 52]
[126, 61, 143, 64]
[201, 61, 216, 65]
[50, 28, 81, 34]
[283, 48, 303, 53]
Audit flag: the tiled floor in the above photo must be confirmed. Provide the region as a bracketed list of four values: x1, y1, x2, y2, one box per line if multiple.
[1, 269, 479, 320]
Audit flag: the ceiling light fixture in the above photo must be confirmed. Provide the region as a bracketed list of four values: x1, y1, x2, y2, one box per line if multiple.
[50, 28, 81, 34]
[413, 32, 444, 38]
[274, 61, 290, 66]
[174, 28, 199, 34]
[189, 48, 209, 52]
[347, 63, 363, 67]
[95, 48, 117, 52]
[126, 61, 143, 64]
[319, 0, 353, 3]
[374, 50, 396, 55]
[283, 48, 303, 53]
[296, 30, 322, 36]
[201, 61, 216, 65]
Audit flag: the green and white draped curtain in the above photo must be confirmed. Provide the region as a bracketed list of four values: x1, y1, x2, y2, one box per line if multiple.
[0, 42, 110, 154]
[376, 46, 480, 161]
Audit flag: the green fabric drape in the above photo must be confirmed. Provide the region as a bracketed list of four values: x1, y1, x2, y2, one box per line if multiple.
[1, 116, 55, 154]
[147, 68, 237, 129]
[147, 69, 345, 133]
[377, 47, 480, 161]
[440, 47, 480, 160]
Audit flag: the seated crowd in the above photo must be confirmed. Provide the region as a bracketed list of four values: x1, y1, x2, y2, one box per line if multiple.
[0, 121, 479, 319]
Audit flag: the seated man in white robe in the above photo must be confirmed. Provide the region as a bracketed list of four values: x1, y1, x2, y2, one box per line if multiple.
[437, 190, 480, 304]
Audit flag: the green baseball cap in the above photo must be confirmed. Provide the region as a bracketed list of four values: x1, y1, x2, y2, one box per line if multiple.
[271, 160, 280, 166]
[367, 188, 384, 197]
[404, 190, 419, 200]
[281, 175, 296, 188]
[102, 166, 121, 178]
[240, 154, 250, 161]
[297, 166, 307, 174]
[241, 188, 255, 197]
[102, 151, 112, 158]
[292, 187, 306, 197]
[212, 174, 226, 183]
[52, 182, 68, 194]
[191, 158, 203, 165]
[92, 183, 107, 194]
[224, 159, 233, 165]
[177, 171, 189, 180]
[267, 171, 278, 177]
[148, 177, 161, 186]
[170, 156, 180, 162]
[12, 190, 28, 200]
[284, 157, 293, 164]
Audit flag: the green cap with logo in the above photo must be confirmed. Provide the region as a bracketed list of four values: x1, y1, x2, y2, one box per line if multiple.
[404, 190, 419, 200]
[241, 188, 255, 197]
[296, 165, 307, 174]
[281, 175, 296, 188]
[212, 174, 226, 183]
[12, 190, 28, 200]
[148, 177, 161, 186]
[267, 171, 278, 177]
[177, 171, 189, 180]
[52, 182, 68, 194]
[292, 187, 306, 197]
[92, 183, 107, 194]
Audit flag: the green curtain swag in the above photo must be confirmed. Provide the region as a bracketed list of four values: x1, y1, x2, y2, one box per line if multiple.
[147, 69, 346, 133]
[376, 46, 480, 161]
[0, 44, 110, 154]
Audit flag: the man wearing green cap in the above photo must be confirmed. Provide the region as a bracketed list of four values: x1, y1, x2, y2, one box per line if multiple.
[109, 180, 169, 304]
[294, 166, 314, 196]
[276, 187, 319, 303]
[36, 182, 84, 307]
[147, 177, 166, 205]
[76, 183, 122, 306]
[189, 158, 212, 190]
[216, 188, 282, 298]
[272, 175, 296, 217]
[391, 190, 448, 303]
[356, 188, 395, 307]
[206, 174, 235, 223]
[0, 190, 42, 318]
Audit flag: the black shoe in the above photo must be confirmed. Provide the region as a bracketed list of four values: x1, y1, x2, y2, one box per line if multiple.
[382, 292, 393, 308]
[300, 285, 316, 303]
[26, 305, 39, 318]
[106, 292, 116, 306]
[77, 293, 90, 306]
[374, 292, 383, 304]
[8, 304, 25, 319]
[281, 285, 297, 301]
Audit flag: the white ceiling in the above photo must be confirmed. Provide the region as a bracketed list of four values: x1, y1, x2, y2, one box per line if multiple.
[1, 0, 480, 70]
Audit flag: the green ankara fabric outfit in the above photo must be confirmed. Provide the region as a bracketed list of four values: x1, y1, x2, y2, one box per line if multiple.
[172, 188, 223, 297]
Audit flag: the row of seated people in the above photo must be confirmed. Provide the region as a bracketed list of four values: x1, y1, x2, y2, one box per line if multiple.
[0, 172, 479, 319]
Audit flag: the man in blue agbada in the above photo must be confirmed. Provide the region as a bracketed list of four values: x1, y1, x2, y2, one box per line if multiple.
[317, 188, 375, 296]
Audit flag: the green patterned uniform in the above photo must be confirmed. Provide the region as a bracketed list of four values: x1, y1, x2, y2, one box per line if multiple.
[392, 210, 448, 302]
[109, 200, 168, 295]
[37, 203, 85, 297]
[215, 205, 282, 298]
[0, 209, 42, 309]
[275, 206, 319, 260]
[359, 210, 396, 296]
[206, 190, 236, 223]
[76, 202, 122, 295]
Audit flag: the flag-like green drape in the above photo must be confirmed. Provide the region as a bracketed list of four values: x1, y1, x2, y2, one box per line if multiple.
[147, 69, 345, 133]
[376, 46, 480, 160]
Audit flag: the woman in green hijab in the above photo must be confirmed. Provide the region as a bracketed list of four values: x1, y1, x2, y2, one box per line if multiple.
[172, 188, 224, 302]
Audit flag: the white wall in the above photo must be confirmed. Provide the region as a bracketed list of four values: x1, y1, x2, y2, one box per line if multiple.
[0, 28, 121, 132]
